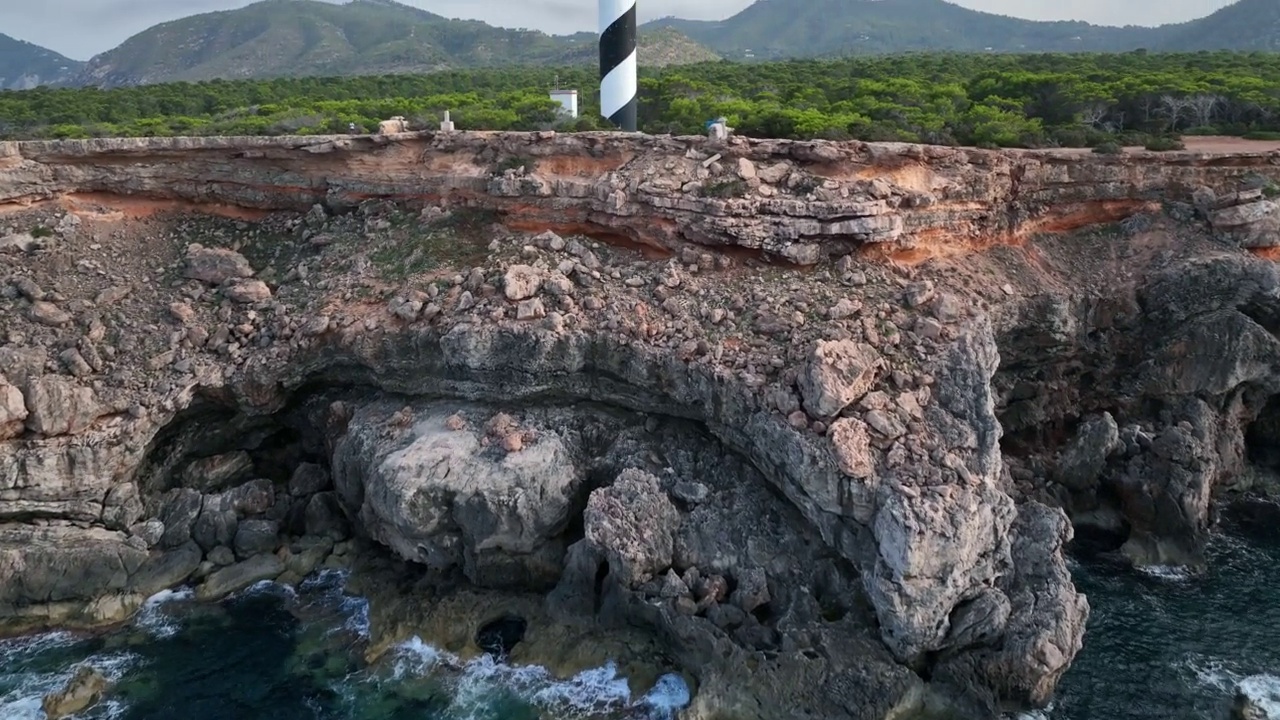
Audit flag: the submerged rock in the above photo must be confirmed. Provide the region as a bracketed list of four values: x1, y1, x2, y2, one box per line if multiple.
[42, 665, 109, 720]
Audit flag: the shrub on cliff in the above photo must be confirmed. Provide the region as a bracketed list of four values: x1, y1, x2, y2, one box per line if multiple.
[1144, 136, 1186, 151]
[1092, 141, 1123, 155]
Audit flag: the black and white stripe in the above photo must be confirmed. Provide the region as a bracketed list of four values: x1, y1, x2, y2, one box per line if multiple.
[598, 0, 637, 131]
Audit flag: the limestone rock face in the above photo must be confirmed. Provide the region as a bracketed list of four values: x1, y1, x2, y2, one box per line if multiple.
[865, 482, 1016, 661]
[331, 402, 584, 588]
[584, 468, 680, 587]
[0, 525, 148, 611]
[22, 376, 100, 436]
[4, 132, 1275, 265]
[1055, 412, 1120, 491]
[0, 376, 26, 439]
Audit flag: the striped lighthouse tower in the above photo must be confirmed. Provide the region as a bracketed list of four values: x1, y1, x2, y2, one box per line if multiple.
[599, 0, 638, 131]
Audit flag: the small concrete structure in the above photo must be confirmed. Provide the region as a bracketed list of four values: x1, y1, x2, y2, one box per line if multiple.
[707, 117, 733, 141]
[550, 89, 579, 119]
[440, 110, 455, 132]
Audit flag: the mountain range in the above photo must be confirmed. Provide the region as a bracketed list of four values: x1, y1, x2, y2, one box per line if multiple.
[0, 0, 1271, 90]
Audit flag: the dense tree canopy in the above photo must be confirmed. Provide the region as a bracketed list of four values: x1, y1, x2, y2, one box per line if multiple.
[4, 51, 1280, 148]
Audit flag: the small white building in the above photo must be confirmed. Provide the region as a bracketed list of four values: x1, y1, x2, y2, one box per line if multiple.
[550, 89, 579, 118]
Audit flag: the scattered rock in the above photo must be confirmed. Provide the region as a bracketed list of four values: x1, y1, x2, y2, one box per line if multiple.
[516, 298, 546, 320]
[184, 246, 254, 284]
[0, 378, 29, 439]
[671, 480, 710, 505]
[28, 301, 71, 326]
[288, 463, 330, 496]
[0, 232, 40, 254]
[233, 518, 280, 558]
[503, 264, 543, 300]
[169, 302, 196, 324]
[829, 417, 874, 478]
[94, 286, 131, 305]
[225, 279, 271, 303]
[195, 554, 285, 601]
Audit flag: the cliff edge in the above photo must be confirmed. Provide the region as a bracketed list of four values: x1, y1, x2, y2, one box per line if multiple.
[3, 131, 1280, 719]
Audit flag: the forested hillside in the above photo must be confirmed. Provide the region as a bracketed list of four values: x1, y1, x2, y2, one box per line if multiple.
[3, 52, 1279, 149]
[73, 0, 717, 87]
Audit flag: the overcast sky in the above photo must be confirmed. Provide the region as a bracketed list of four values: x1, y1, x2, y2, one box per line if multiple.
[5, 0, 1238, 60]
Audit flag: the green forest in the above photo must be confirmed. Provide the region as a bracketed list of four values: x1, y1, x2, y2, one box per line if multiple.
[4, 51, 1280, 149]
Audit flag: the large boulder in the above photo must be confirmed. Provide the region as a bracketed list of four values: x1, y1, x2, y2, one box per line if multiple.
[864, 482, 1016, 661]
[183, 245, 254, 285]
[22, 376, 100, 436]
[584, 468, 680, 587]
[0, 375, 27, 439]
[798, 340, 881, 418]
[331, 403, 585, 588]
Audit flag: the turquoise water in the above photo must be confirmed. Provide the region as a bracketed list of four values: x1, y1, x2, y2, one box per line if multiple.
[3, 531, 1279, 720]
[0, 571, 688, 720]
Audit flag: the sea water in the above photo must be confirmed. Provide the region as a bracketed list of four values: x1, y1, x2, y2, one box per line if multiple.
[1049, 528, 1280, 719]
[2, 531, 1277, 720]
[0, 570, 688, 720]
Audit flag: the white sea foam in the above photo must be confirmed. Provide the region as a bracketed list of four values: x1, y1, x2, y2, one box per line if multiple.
[299, 568, 370, 639]
[0, 631, 78, 664]
[231, 578, 299, 601]
[390, 635, 691, 719]
[136, 586, 195, 638]
[1236, 674, 1280, 716]
[1136, 564, 1197, 582]
[1182, 653, 1244, 691]
[636, 673, 691, 718]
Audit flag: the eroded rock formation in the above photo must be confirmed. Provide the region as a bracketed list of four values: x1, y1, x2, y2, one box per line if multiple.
[2, 131, 1280, 719]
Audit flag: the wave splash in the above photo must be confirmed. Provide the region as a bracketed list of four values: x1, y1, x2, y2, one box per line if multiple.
[0, 631, 138, 720]
[390, 636, 691, 719]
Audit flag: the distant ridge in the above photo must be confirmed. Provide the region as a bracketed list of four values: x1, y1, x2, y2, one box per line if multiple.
[641, 0, 1263, 59]
[0, 32, 83, 90]
[70, 0, 718, 88]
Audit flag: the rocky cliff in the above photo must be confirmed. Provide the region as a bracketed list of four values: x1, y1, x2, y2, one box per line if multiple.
[2, 131, 1280, 720]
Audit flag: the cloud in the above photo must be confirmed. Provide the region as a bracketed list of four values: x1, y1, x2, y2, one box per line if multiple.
[3, 0, 1237, 61]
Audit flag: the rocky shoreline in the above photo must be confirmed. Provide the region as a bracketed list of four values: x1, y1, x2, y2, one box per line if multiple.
[3, 131, 1280, 719]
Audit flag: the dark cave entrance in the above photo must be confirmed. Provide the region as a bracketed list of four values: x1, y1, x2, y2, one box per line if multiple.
[1245, 395, 1280, 471]
[475, 614, 528, 657]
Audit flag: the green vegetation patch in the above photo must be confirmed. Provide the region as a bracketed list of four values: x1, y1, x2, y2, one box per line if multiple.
[6, 51, 1280, 149]
[699, 178, 749, 198]
[369, 208, 497, 280]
